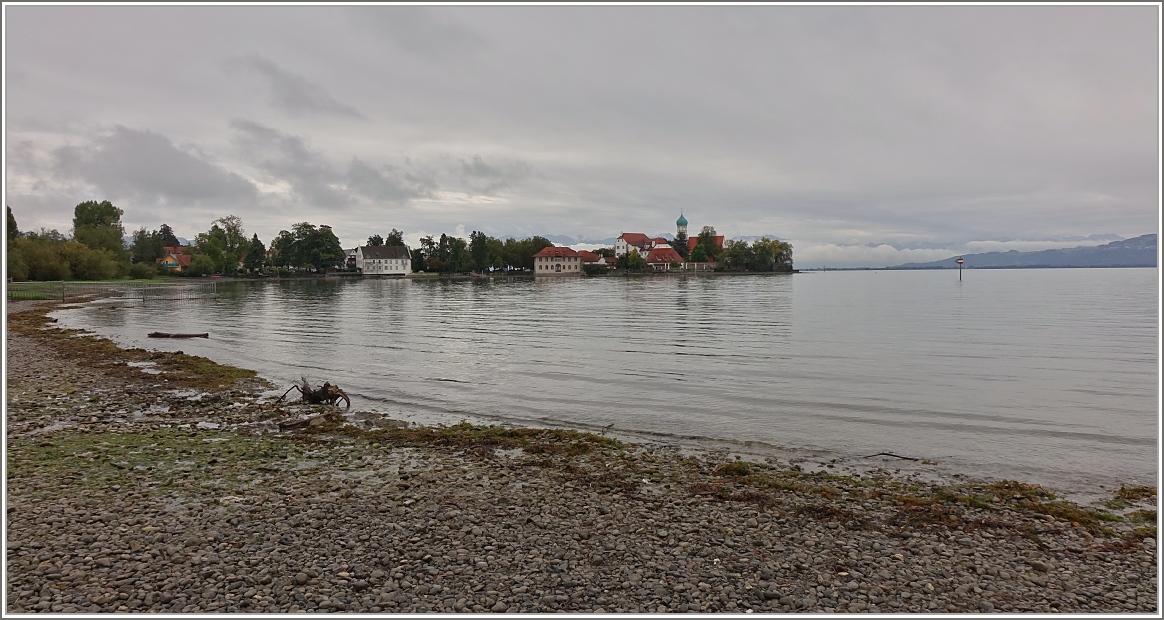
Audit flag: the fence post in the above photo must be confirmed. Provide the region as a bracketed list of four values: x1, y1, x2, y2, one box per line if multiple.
[61, 281, 65, 301]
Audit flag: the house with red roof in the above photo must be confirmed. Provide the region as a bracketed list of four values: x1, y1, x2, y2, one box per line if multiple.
[577, 250, 601, 264]
[155, 246, 192, 272]
[615, 233, 654, 257]
[533, 245, 582, 276]
[644, 246, 684, 271]
[687, 235, 724, 254]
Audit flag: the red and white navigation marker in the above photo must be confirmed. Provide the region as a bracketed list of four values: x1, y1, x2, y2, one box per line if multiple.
[956, 256, 964, 280]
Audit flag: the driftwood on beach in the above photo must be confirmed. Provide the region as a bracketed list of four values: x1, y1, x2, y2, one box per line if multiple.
[278, 377, 351, 408]
[147, 332, 209, 339]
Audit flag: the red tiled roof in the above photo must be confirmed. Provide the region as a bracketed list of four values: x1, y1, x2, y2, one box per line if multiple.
[645, 247, 683, 264]
[688, 236, 724, 252]
[156, 253, 192, 268]
[652, 237, 668, 245]
[577, 250, 601, 262]
[533, 246, 580, 258]
[618, 233, 651, 247]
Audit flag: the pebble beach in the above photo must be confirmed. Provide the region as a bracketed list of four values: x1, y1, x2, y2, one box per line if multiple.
[4, 300, 1158, 614]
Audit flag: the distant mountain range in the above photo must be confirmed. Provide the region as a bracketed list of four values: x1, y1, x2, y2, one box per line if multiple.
[889, 234, 1157, 269]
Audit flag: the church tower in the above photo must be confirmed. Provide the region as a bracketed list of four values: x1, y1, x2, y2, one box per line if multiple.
[676, 212, 688, 237]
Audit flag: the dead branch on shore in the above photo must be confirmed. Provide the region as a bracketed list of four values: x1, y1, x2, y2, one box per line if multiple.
[277, 377, 351, 408]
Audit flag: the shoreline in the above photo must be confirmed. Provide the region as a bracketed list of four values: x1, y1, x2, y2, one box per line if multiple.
[48, 291, 1152, 508]
[5, 300, 1159, 613]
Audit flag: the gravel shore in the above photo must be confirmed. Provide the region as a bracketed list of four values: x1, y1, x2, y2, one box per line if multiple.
[5, 300, 1158, 614]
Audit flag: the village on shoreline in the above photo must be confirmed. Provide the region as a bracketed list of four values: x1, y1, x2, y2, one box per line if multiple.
[6, 202, 795, 283]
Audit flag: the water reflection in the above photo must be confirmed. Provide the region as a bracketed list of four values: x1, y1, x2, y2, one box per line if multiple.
[51, 269, 1158, 496]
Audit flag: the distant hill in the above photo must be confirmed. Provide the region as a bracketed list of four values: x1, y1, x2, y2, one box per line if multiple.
[889, 234, 1157, 269]
[730, 235, 787, 243]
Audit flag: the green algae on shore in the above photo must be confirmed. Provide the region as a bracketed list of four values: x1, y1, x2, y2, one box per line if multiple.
[7, 303, 262, 390]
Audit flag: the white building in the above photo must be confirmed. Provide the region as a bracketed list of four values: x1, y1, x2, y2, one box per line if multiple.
[356, 245, 411, 276]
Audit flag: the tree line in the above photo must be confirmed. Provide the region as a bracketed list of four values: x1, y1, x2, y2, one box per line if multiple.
[5, 201, 557, 280]
[6, 201, 793, 282]
[5, 202, 349, 281]
[411, 232, 554, 274]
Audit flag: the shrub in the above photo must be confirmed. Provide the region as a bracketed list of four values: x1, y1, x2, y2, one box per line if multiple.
[6, 245, 29, 281]
[128, 262, 157, 279]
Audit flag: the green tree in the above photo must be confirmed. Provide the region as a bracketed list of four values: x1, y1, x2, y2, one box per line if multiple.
[186, 254, 216, 277]
[410, 247, 426, 272]
[270, 230, 296, 268]
[486, 236, 505, 269]
[695, 226, 719, 261]
[11, 237, 68, 281]
[193, 215, 248, 273]
[7, 242, 29, 281]
[447, 236, 470, 273]
[749, 238, 777, 271]
[625, 249, 645, 271]
[7, 205, 19, 241]
[775, 240, 793, 267]
[367, 234, 384, 246]
[158, 223, 180, 247]
[386, 229, 405, 246]
[72, 200, 127, 269]
[523, 236, 554, 270]
[72, 200, 123, 230]
[720, 239, 752, 271]
[217, 215, 247, 252]
[415, 236, 437, 271]
[57, 241, 120, 280]
[130, 227, 165, 265]
[690, 244, 708, 262]
[192, 231, 225, 272]
[128, 262, 157, 279]
[276, 222, 345, 271]
[670, 232, 689, 259]
[244, 234, 267, 271]
[469, 231, 490, 272]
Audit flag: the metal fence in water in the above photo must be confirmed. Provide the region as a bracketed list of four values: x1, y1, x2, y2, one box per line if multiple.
[6, 281, 218, 304]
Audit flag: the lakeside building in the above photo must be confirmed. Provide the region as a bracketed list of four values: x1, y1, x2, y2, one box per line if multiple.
[615, 233, 654, 257]
[613, 213, 723, 271]
[688, 235, 723, 254]
[356, 245, 411, 276]
[533, 246, 582, 275]
[644, 246, 684, 271]
[155, 246, 192, 272]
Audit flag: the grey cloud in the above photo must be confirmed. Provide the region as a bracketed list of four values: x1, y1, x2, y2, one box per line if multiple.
[51, 126, 258, 205]
[456, 155, 535, 195]
[225, 54, 365, 119]
[344, 6, 488, 58]
[346, 158, 436, 203]
[230, 118, 349, 208]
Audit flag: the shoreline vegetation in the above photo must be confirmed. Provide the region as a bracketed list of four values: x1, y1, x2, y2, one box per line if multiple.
[5, 300, 1158, 613]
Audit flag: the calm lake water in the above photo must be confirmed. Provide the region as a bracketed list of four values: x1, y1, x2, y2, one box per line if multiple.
[52, 268, 1159, 500]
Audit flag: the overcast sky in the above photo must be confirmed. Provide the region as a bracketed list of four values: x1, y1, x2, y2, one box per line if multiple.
[4, 4, 1159, 267]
